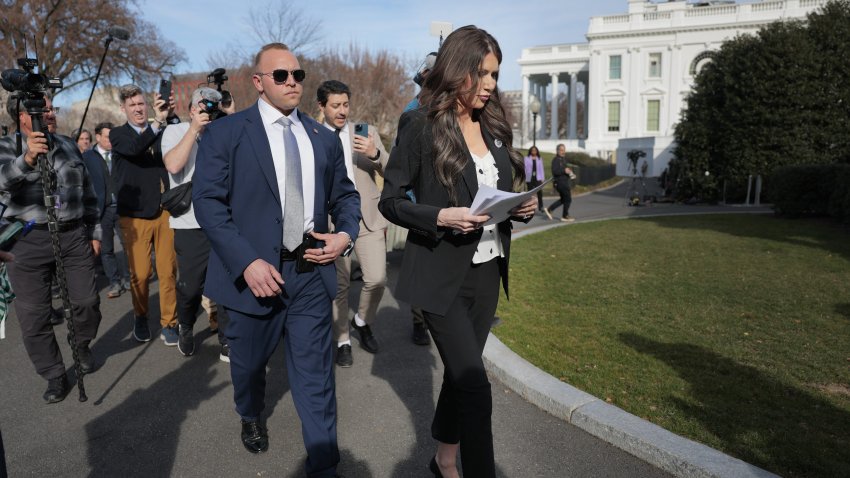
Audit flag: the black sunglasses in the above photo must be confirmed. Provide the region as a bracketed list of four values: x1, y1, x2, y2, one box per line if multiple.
[255, 69, 306, 84]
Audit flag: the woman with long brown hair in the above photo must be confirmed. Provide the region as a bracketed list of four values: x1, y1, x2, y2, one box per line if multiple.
[379, 25, 537, 477]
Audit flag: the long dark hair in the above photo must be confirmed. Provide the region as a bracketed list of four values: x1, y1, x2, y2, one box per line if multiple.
[419, 25, 524, 205]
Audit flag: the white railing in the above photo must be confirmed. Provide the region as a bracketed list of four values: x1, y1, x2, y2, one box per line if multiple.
[603, 14, 629, 24]
[800, 0, 826, 7]
[644, 12, 672, 21]
[752, 1, 783, 12]
[685, 5, 737, 17]
[528, 46, 553, 55]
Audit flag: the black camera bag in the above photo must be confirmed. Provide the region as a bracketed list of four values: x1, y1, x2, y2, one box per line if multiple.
[160, 181, 192, 217]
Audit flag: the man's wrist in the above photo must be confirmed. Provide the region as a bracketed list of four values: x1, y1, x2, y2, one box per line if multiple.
[337, 231, 355, 257]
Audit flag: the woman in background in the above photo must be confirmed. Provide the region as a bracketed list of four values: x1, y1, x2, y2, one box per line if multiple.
[524, 145, 545, 211]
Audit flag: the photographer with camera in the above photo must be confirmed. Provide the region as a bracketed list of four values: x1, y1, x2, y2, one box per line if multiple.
[162, 87, 234, 358]
[0, 96, 103, 403]
[110, 84, 180, 345]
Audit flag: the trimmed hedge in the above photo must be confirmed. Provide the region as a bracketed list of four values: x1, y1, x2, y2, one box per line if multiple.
[770, 164, 850, 222]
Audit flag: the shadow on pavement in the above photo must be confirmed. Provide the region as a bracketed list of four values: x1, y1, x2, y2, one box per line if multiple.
[619, 332, 850, 477]
[84, 346, 227, 477]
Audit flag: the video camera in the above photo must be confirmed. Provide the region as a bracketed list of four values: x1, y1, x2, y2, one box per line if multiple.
[1, 58, 62, 97]
[206, 68, 232, 109]
[200, 98, 226, 121]
[2, 57, 63, 152]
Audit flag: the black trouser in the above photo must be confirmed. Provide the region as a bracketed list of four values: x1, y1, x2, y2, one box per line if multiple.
[547, 180, 572, 218]
[174, 228, 227, 343]
[423, 258, 500, 478]
[526, 180, 544, 211]
[7, 226, 102, 380]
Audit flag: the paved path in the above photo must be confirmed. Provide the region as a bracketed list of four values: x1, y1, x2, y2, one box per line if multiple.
[0, 182, 767, 477]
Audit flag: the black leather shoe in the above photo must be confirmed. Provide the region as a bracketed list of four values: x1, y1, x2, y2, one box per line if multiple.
[67, 335, 94, 374]
[336, 344, 353, 367]
[240, 420, 268, 453]
[412, 322, 431, 346]
[77, 344, 95, 374]
[43, 374, 69, 404]
[350, 318, 378, 353]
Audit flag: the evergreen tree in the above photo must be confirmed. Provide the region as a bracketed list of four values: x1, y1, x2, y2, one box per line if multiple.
[671, 0, 850, 201]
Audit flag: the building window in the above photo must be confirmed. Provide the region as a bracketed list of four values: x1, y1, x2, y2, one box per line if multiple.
[648, 53, 662, 78]
[609, 55, 622, 80]
[647, 100, 660, 131]
[608, 101, 621, 132]
[689, 51, 716, 76]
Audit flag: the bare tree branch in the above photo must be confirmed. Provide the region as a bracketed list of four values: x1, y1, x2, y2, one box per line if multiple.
[0, 0, 186, 98]
[246, 0, 323, 54]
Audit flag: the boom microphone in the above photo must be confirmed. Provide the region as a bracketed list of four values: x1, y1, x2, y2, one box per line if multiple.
[107, 27, 130, 41]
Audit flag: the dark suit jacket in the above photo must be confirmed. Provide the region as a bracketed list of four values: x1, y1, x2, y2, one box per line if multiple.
[193, 103, 361, 316]
[379, 109, 520, 316]
[109, 123, 169, 218]
[81, 148, 111, 218]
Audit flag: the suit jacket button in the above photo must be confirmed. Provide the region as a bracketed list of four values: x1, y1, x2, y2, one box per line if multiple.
[275, 218, 282, 224]
[273, 246, 280, 253]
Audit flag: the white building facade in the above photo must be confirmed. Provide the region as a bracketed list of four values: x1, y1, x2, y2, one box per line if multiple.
[518, 0, 830, 176]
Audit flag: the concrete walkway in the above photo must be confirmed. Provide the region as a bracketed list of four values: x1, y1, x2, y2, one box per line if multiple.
[0, 182, 769, 477]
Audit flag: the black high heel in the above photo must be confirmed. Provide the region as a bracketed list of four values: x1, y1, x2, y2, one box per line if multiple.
[429, 456, 443, 477]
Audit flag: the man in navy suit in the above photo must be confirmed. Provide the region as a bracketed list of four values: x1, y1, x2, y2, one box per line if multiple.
[81, 122, 130, 298]
[193, 43, 360, 478]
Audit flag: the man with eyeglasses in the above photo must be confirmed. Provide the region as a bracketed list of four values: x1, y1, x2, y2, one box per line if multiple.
[194, 43, 359, 477]
[0, 95, 103, 404]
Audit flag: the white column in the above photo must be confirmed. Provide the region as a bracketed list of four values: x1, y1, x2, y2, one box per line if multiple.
[521, 74, 529, 145]
[539, 83, 547, 139]
[532, 82, 541, 138]
[583, 79, 589, 139]
[627, 47, 641, 137]
[568, 73, 578, 140]
[550, 73, 559, 139]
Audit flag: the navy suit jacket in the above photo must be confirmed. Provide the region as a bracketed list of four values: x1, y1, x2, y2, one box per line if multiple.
[193, 102, 361, 316]
[81, 148, 109, 217]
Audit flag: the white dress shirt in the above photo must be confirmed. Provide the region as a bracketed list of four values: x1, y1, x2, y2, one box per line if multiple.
[257, 98, 315, 235]
[323, 122, 355, 189]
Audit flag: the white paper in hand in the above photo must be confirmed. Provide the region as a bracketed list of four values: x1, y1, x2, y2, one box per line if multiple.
[469, 178, 552, 226]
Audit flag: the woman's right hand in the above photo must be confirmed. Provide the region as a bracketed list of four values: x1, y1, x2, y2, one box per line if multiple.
[437, 207, 490, 233]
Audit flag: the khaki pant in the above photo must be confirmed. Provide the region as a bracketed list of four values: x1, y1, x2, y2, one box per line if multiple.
[332, 225, 387, 342]
[119, 212, 177, 327]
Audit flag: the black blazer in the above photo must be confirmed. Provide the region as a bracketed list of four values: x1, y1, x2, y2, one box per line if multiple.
[109, 123, 169, 218]
[379, 109, 520, 316]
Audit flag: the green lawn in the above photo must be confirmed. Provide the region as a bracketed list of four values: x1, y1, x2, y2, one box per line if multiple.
[495, 214, 850, 477]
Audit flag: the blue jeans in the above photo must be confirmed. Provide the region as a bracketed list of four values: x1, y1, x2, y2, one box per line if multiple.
[100, 204, 130, 286]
